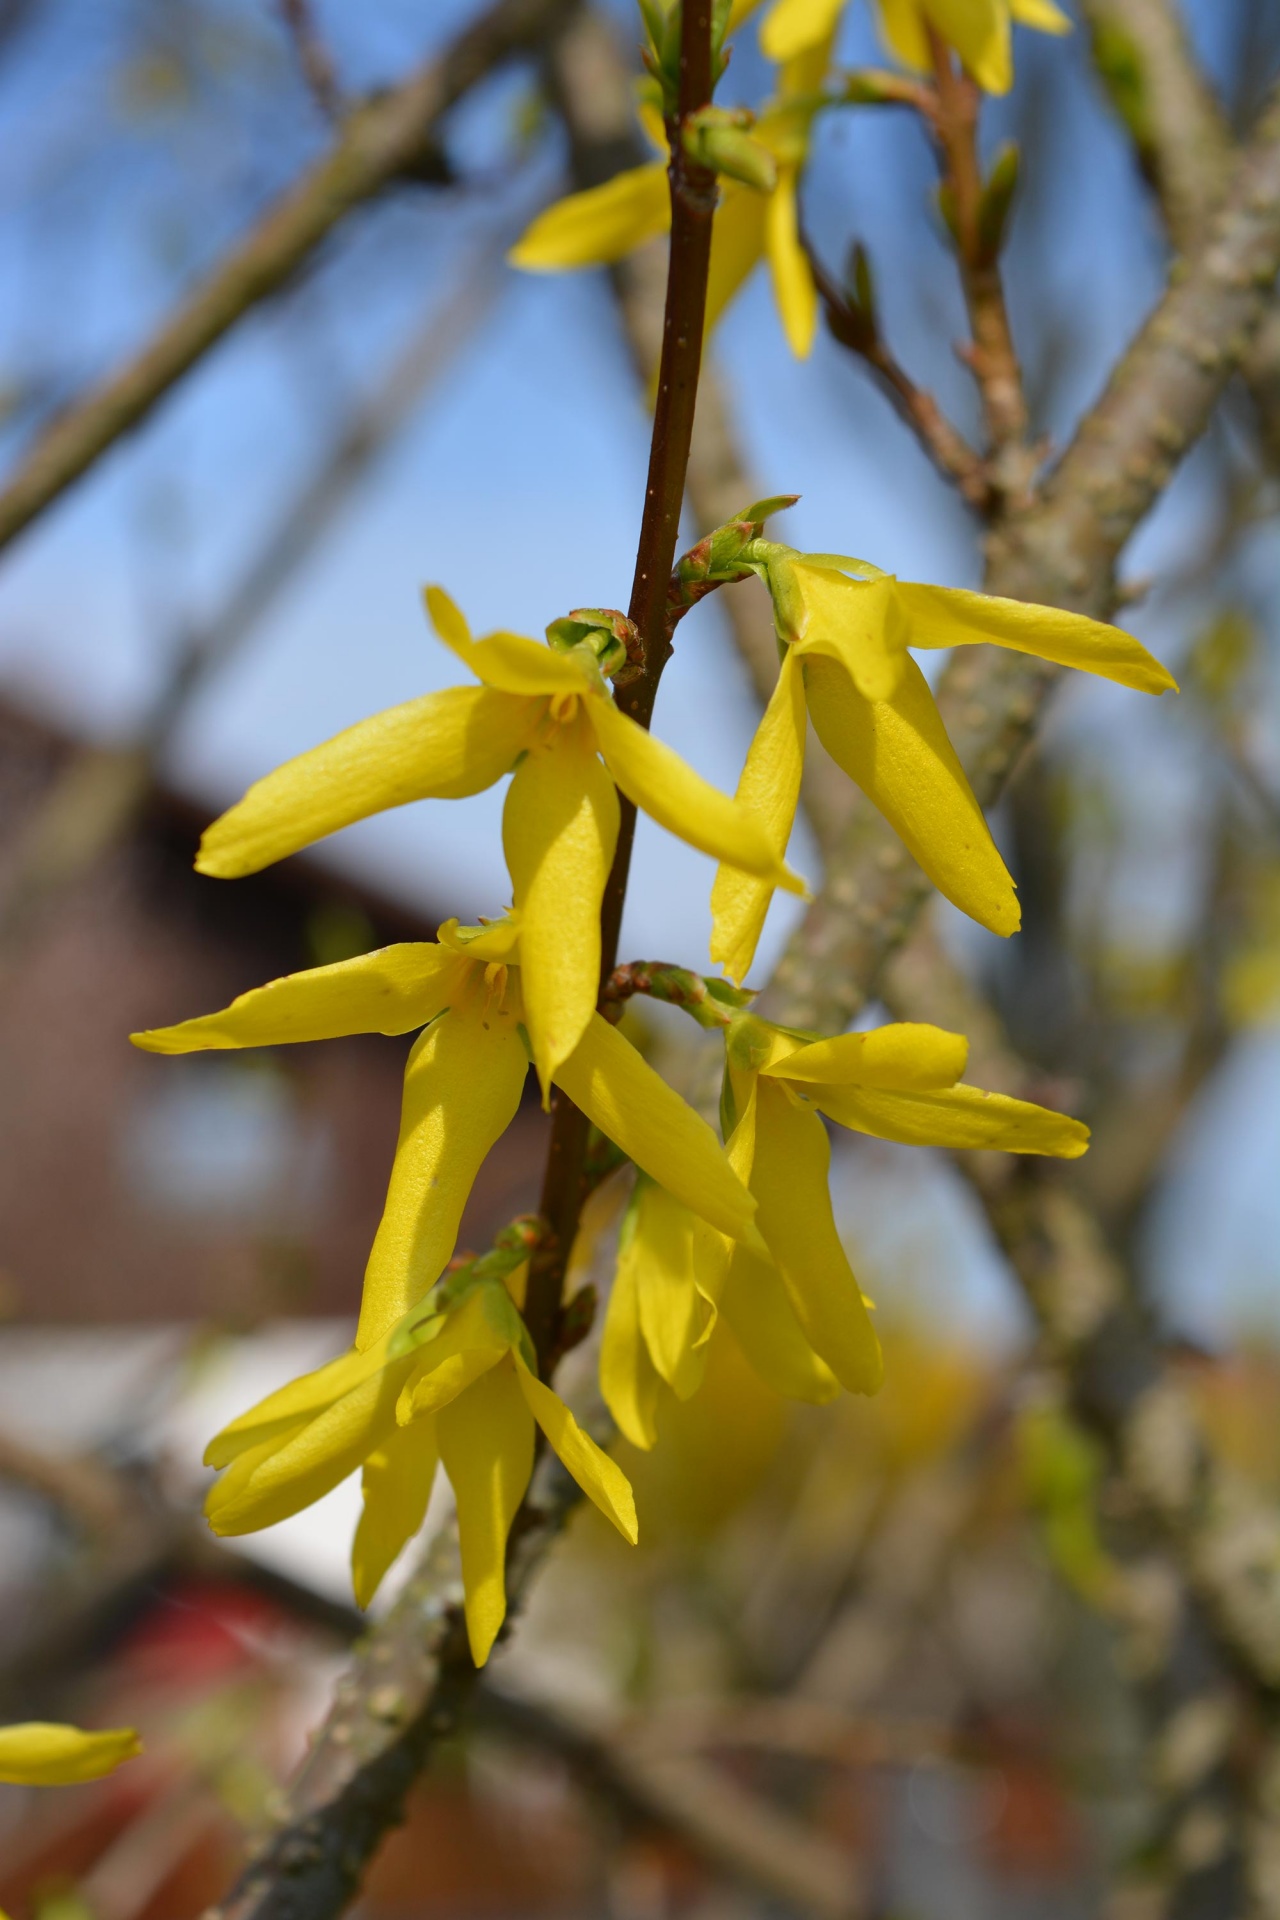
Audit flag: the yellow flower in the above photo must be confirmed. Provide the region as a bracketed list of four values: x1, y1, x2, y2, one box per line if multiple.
[205, 1273, 636, 1666]
[711, 553, 1178, 981]
[510, 46, 829, 360]
[196, 586, 799, 1098]
[761, 0, 1070, 93]
[0, 1723, 141, 1785]
[133, 923, 766, 1352]
[606, 1012, 1089, 1436]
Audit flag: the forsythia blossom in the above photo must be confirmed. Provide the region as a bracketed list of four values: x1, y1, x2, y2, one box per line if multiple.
[134, 919, 766, 1352]
[204, 1263, 635, 1666]
[195, 586, 799, 1098]
[760, 0, 1070, 92]
[0, 1723, 140, 1785]
[710, 546, 1177, 981]
[602, 1012, 1088, 1445]
[511, 43, 827, 358]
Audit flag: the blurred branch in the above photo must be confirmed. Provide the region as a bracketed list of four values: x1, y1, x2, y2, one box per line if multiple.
[478, 1687, 865, 1919]
[0, 0, 573, 556]
[881, 921, 1280, 1913]
[278, 0, 345, 123]
[762, 73, 1280, 1034]
[1081, 0, 1280, 467]
[0, 1424, 131, 1538]
[0, 228, 515, 954]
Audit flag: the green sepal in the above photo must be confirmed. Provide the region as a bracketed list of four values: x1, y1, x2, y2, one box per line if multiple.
[977, 142, 1020, 266]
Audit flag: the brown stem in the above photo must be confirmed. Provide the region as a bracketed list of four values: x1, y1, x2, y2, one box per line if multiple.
[278, 0, 344, 121]
[524, 1, 718, 1372]
[926, 29, 1030, 478]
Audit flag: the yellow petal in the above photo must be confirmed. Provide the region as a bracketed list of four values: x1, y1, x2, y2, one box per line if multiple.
[509, 164, 671, 271]
[351, 1415, 440, 1609]
[0, 1724, 141, 1786]
[628, 1180, 714, 1400]
[768, 1021, 969, 1091]
[893, 581, 1178, 695]
[395, 1281, 520, 1420]
[424, 585, 591, 699]
[1009, 0, 1070, 32]
[705, 181, 768, 339]
[205, 1342, 384, 1469]
[504, 714, 620, 1099]
[744, 1078, 883, 1394]
[196, 689, 536, 879]
[719, 1247, 841, 1402]
[815, 1080, 1090, 1155]
[207, 1358, 411, 1536]
[924, 0, 1010, 91]
[787, 564, 908, 702]
[710, 647, 806, 985]
[554, 1013, 764, 1250]
[589, 694, 804, 892]
[761, 0, 844, 61]
[802, 650, 1020, 936]
[600, 1245, 664, 1450]
[875, 0, 931, 71]
[765, 167, 817, 359]
[514, 1354, 638, 1544]
[438, 1358, 535, 1667]
[132, 945, 464, 1054]
[357, 995, 529, 1349]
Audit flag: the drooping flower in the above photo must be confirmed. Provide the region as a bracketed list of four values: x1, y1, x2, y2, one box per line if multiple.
[196, 587, 799, 1098]
[205, 1267, 636, 1666]
[132, 921, 766, 1353]
[510, 40, 830, 359]
[0, 1723, 141, 1786]
[600, 1168, 837, 1448]
[710, 549, 1178, 981]
[603, 1011, 1090, 1439]
[760, 0, 1070, 93]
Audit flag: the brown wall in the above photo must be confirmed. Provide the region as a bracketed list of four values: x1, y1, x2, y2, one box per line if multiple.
[0, 703, 547, 1324]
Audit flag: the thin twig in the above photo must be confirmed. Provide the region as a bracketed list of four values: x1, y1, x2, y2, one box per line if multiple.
[805, 239, 993, 511]
[924, 29, 1031, 492]
[278, 0, 344, 123]
[0, 0, 570, 556]
[524, 0, 719, 1370]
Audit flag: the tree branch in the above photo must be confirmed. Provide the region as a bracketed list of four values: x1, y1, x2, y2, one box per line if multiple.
[1081, 0, 1280, 466]
[209, 10, 720, 1915]
[0, 0, 572, 555]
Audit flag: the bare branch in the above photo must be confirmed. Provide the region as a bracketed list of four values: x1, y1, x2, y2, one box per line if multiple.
[0, 0, 572, 556]
[278, 0, 345, 123]
[1081, 0, 1280, 465]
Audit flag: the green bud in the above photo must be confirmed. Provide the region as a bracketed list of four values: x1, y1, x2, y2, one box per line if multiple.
[683, 107, 778, 193]
[977, 142, 1020, 266]
[546, 607, 643, 682]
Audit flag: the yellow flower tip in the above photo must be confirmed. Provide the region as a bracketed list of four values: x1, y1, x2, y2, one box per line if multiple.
[423, 583, 472, 652]
[0, 1723, 142, 1787]
[776, 857, 810, 899]
[193, 833, 247, 880]
[466, 1592, 507, 1668]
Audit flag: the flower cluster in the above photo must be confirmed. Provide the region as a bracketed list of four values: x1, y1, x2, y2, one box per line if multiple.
[510, 0, 1072, 358]
[134, 491, 1174, 1663]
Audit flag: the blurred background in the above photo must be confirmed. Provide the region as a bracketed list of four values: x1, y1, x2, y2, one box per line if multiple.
[0, 1, 1279, 1916]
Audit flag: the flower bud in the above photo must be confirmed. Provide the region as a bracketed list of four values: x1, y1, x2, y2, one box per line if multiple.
[683, 107, 778, 193]
[546, 607, 643, 682]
